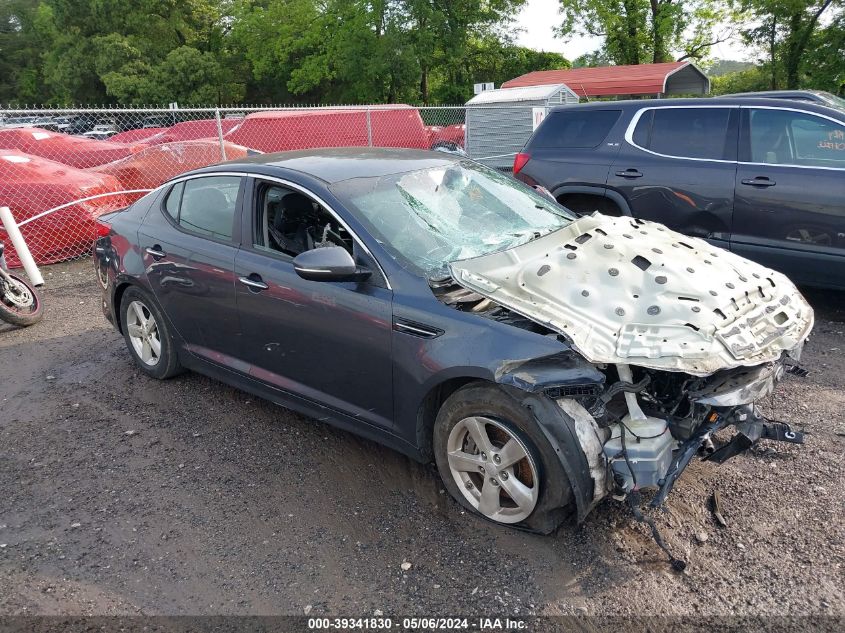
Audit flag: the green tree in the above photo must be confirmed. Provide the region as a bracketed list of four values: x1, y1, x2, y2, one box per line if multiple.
[232, 0, 531, 104]
[30, 0, 242, 104]
[0, 0, 48, 104]
[739, 0, 842, 89]
[556, 0, 733, 65]
[805, 12, 845, 94]
[709, 65, 772, 94]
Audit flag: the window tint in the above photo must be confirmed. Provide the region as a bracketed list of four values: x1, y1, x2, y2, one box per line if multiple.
[632, 110, 653, 147]
[173, 176, 241, 240]
[643, 108, 732, 160]
[530, 110, 621, 149]
[748, 108, 845, 168]
[164, 181, 184, 219]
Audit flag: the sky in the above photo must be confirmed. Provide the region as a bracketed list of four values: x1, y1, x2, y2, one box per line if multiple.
[513, 0, 756, 63]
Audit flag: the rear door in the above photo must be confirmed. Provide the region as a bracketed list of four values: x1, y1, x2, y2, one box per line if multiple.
[607, 105, 739, 248]
[733, 106, 845, 288]
[139, 174, 244, 359]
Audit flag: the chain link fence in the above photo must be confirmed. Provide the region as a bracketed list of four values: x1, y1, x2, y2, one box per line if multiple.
[0, 104, 539, 270]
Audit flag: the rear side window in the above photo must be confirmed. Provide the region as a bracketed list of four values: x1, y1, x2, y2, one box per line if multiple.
[634, 107, 733, 160]
[164, 176, 242, 241]
[530, 110, 621, 149]
[747, 108, 845, 168]
[164, 181, 184, 219]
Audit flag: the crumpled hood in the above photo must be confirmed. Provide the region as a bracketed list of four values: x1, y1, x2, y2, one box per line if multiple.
[450, 213, 814, 375]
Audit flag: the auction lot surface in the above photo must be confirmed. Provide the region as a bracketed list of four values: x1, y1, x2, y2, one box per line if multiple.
[1, 260, 843, 618]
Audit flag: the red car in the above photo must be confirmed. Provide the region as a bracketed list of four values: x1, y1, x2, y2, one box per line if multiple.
[0, 127, 134, 169]
[225, 107, 464, 153]
[0, 150, 128, 266]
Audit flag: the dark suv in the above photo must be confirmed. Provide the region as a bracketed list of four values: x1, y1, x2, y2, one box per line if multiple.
[515, 98, 845, 289]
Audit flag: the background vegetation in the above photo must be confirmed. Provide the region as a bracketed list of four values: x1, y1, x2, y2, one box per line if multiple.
[0, 0, 842, 106]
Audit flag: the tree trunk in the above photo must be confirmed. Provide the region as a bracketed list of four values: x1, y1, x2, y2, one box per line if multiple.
[420, 67, 428, 104]
[650, 0, 669, 63]
[784, 12, 802, 89]
[623, 0, 640, 64]
[784, 0, 834, 89]
[769, 17, 778, 90]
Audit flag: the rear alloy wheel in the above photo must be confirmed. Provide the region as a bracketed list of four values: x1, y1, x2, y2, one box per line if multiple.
[120, 287, 182, 379]
[433, 382, 573, 533]
[446, 416, 539, 523]
[126, 300, 162, 366]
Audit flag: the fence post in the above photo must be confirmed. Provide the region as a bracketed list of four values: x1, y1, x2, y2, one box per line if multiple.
[0, 206, 44, 287]
[366, 107, 373, 147]
[214, 108, 228, 161]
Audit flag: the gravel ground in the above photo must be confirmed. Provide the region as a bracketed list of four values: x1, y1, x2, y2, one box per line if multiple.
[0, 259, 843, 620]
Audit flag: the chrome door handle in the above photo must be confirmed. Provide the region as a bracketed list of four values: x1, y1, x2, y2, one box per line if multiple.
[741, 177, 776, 187]
[615, 169, 643, 178]
[239, 276, 268, 290]
[145, 246, 166, 258]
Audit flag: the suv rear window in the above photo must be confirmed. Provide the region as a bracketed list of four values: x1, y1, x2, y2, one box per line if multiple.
[633, 107, 733, 160]
[530, 110, 621, 149]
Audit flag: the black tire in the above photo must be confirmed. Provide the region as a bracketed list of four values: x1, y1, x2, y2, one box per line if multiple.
[0, 272, 43, 327]
[557, 194, 622, 217]
[119, 286, 183, 379]
[433, 382, 573, 533]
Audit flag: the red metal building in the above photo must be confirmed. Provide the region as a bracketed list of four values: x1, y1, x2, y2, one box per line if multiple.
[501, 61, 709, 98]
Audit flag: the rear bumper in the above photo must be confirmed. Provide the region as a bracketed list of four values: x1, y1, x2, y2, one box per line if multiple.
[93, 241, 119, 330]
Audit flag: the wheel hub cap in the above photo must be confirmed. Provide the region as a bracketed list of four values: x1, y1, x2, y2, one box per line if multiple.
[126, 300, 161, 367]
[446, 416, 539, 524]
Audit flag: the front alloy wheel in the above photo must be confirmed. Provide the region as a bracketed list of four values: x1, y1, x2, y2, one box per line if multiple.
[446, 416, 539, 523]
[433, 382, 574, 533]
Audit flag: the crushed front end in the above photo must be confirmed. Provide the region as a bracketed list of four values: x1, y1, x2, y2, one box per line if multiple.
[445, 214, 815, 549]
[585, 359, 806, 508]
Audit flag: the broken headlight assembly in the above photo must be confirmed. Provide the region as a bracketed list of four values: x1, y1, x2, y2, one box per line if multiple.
[578, 359, 806, 570]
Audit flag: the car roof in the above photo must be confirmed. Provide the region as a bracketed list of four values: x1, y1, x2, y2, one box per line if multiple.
[548, 97, 844, 118]
[216, 147, 463, 183]
[722, 90, 825, 99]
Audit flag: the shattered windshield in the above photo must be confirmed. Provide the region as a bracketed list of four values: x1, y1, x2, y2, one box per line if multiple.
[330, 161, 576, 277]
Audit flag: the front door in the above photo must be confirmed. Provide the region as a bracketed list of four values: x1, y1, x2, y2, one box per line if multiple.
[607, 106, 739, 249]
[139, 174, 244, 359]
[733, 106, 845, 288]
[234, 179, 394, 430]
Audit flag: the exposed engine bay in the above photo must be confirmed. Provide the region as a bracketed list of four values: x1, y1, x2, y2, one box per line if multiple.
[434, 280, 805, 502]
[432, 216, 813, 568]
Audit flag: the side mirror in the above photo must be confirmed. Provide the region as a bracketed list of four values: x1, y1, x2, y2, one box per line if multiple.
[292, 246, 371, 283]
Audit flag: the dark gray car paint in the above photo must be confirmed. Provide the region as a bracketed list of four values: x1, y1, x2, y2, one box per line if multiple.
[95, 149, 603, 519]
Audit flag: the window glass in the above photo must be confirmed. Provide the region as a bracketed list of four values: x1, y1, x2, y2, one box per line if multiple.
[632, 110, 653, 147]
[749, 108, 845, 167]
[646, 108, 732, 160]
[530, 110, 621, 149]
[177, 176, 241, 240]
[330, 160, 575, 278]
[257, 184, 353, 257]
[164, 181, 184, 219]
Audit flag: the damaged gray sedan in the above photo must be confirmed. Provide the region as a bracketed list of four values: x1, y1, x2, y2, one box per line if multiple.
[97, 149, 813, 559]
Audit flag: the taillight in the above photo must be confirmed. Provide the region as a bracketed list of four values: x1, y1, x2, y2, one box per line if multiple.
[513, 152, 531, 175]
[95, 220, 111, 238]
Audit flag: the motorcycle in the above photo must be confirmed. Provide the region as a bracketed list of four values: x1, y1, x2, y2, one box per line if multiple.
[0, 240, 43, 327]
